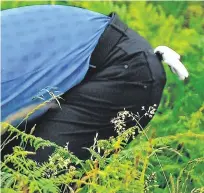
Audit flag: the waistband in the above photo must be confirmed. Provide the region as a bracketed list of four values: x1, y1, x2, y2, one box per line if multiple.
[90, 13, 166, 83]
[90, 13, 128, 68]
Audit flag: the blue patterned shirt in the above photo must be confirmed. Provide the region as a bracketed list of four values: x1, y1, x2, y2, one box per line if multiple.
[1, 5, 111, 125]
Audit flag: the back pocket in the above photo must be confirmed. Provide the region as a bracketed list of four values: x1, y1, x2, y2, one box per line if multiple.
[123, 51, 153, 83]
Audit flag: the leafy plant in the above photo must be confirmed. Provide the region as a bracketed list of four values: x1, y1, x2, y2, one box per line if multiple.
[1, 1, 204, 192]
[1, 108, 204, 193]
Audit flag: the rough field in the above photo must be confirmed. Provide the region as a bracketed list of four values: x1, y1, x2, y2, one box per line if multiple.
[1, 1, 204, 193]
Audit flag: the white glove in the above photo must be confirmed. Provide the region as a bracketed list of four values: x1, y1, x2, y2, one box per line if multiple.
[154, 46, 189, 80]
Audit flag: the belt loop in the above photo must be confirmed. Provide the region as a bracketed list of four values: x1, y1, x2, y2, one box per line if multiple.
[109, 12, 128, 35]
[110, 23, 128, 36]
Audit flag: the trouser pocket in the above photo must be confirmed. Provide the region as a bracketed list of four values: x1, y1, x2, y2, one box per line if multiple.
[125, 51, 154, 84]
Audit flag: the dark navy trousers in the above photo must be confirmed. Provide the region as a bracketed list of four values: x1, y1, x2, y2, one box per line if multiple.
[2, 13, 166, 161]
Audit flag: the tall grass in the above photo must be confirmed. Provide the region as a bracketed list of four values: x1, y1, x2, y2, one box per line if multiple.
[1, 1, 204, 192]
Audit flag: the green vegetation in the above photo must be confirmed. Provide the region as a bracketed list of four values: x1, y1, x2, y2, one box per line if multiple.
[1, 1, 204, 193]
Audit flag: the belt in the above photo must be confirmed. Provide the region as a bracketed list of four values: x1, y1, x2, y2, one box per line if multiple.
[90, 13, 128, 68]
